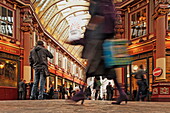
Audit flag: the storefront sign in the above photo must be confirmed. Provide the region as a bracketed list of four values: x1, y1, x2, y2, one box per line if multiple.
[128, 44, 153, 55]
[153, 67, 163, 77]
[0, 45, 20, 55]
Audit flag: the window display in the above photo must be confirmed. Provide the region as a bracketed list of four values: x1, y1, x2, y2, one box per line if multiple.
[0, 58, 18, 87]
[58, 53, 62, 67]
[130, 8, 147, 39]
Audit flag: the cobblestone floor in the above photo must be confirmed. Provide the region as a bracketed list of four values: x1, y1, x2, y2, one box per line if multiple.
[0, 99, 170, 113]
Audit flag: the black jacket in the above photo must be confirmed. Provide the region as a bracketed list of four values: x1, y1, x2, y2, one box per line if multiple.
[29, 45, 53, 69]
[135, 69, 146, 80]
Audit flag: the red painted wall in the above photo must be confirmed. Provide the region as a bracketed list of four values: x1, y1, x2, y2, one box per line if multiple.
[0, 87, 18, 100]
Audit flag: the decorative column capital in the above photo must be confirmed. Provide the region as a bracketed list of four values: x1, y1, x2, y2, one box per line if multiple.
[21, 22, 33, 33]
[153, 4, 170, 19]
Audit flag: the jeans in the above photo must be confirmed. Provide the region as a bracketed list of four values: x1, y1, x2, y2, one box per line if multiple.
[30, 69, 46, 99]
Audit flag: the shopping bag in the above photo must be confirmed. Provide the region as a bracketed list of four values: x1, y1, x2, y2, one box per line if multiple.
[103, 39, 131, 68]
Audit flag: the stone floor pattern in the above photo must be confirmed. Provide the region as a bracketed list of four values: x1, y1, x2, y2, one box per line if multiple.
[0, 100, 169, 113]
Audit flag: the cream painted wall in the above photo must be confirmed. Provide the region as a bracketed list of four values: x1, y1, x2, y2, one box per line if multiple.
[46, 77, 49, 91]
[24, 66, 31, 83]
[156, 57, 166, 80]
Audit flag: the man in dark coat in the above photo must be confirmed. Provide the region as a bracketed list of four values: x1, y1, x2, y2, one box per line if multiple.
[106, 82, 112, 100]
[18, 79, 26, 100]
[134, 64, 148, 101]
[29, 41, 53, 100]
[69, 85, 73, 98]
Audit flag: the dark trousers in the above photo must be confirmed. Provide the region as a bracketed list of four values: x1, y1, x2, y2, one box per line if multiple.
[107, 92, 112, 100]
[95, 90, 99, 100]
[19, 91, 25, 100]
[136, 80, 147, 101]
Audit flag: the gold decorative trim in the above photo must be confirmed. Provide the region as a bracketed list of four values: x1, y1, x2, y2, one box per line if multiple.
[0, 41, 20, 49]
[128, 39, 156, 49]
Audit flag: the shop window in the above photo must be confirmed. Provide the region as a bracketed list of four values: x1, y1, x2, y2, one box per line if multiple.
[168, 13, 170, 30]
[70, 62, 73, 74]
[57, 78, 62, 86]
[130, 8, 147, 39]
[67, 60, 71, 73]
[0, 6, 13, 37]
[58, 53, 62, 68]
[48, 46, 55, 64]
[55, 51, 58, 65]
[0, 59, 18, 87]
[64, 57, 67, 71]
[166, 56, 170, 73]
[76, 66, 78, 76]
[49, 76, 55, 86]
[131, 59, 147, 97]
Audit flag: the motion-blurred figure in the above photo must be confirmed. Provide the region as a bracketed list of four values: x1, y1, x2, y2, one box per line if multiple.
[67, 0, 128, 105]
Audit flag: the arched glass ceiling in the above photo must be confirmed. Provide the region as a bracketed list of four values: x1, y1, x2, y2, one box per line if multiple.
[31, 0, 90, 63]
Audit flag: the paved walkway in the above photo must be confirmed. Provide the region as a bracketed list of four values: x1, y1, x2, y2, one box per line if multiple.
[0, 100, 169, 113]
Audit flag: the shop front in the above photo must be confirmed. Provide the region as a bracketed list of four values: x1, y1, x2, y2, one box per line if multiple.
[127, 42, 154, 101]
[0, 41, 21, 100]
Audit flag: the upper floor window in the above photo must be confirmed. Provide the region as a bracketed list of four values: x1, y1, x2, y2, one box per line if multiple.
[67, 60, 71, 73]
[0, 6, 13, 37]
[130, 8, 147, 39]
[49, 46, 55, 64]
[58, 53, 62, 68]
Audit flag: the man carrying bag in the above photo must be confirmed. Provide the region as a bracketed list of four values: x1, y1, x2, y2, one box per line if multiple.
[29, 41, 53, 100]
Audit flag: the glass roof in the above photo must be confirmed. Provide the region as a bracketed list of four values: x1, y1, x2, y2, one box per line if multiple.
[31, 0, 90, 63]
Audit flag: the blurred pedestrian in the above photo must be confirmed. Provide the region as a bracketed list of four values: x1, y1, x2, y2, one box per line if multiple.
[24, 80, 28, 100]
[48, 84, 54, 99]
[60, 84, 66, 99]
[85, 86, 92, 100]
[28, 80, 34, 98]
[29, 40, 53, 100]
[67, 0, 128, 105]
[93, 77, 101, 100]
[69, 85, 73, 98]
[18, 79, 26, 100]
[106, 82, 112, 100]
[134, 64, 148, 101]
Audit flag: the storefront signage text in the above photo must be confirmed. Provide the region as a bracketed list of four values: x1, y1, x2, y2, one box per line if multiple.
[0, 45, 20, 55]
[129, 44, 154, 55]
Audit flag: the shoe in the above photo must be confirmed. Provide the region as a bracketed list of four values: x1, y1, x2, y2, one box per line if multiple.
[111, 94, 128, 105]
[71, 91, 85, 105]
[30, 96, 36, 100]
